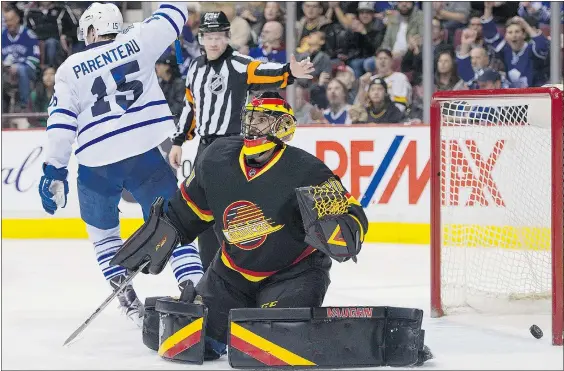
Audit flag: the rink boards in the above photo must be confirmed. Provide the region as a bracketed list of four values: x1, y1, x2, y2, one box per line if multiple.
[1, 125, 553, 249]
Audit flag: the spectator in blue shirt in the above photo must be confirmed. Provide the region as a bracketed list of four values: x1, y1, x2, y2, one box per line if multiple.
[1, 7, 39, 110]
[482, 3, 548, 88]
[248, 21, 286, 64]
[323, 79, 352, 124]
[518, 2, 551, 25]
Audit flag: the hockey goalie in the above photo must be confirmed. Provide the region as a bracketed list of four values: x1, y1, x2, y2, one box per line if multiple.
[111, 92, 432, 368]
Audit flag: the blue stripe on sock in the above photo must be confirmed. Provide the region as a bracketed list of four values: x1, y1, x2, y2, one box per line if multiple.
[103, 266, 126, 279]
[172, 247, 199, 258]
[95, 237, 122, 247]
[172, 262, 203, 274]
[175, 266, 204, 280]
[99, 256, 115, 265]
[97, 249, 119, 263]
[170, 248, 199, 256]
[106, 269, 126, 281]
[96, 247, 122, 259]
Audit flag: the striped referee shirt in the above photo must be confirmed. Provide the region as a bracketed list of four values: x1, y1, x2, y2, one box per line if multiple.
[172, 46, 295, 145]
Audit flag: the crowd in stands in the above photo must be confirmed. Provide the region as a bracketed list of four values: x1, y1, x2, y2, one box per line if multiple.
[2, 1, 563, 128]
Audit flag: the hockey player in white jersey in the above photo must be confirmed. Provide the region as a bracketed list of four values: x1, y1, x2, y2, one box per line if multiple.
[38, 2, 203, 326]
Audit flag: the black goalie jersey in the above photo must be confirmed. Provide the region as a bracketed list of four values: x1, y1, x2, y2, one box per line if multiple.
[166, 136, 368, 282]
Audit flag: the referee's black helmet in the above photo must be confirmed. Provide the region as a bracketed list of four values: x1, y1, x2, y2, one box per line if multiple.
[199, 11, 230, 33]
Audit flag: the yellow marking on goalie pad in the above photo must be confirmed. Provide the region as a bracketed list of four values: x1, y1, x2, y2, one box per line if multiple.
[230, 322, 316, 366]
[158, 317, 203, 356]
[1, 218, 551, 251]
[328, 225, 347, 246]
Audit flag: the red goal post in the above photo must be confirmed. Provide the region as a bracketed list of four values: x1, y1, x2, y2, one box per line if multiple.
[430, 87, 563, 346]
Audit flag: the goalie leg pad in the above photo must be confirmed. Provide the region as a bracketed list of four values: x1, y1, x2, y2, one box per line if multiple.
[228, 306, 429, 368]
[110, 197, 180, 275]
[155, 297, 208, 364]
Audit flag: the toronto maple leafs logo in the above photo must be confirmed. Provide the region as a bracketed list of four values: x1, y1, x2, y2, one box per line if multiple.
[207, 73, 226, 95]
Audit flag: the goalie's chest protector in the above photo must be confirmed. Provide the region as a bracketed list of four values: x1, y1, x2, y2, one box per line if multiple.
[202, 138, 327, 277]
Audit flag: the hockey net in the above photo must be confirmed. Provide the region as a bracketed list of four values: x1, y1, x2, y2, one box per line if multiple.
[430, 87, 563, 345]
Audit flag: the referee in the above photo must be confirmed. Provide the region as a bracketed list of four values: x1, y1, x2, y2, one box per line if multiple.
[169, 11, 314, 271]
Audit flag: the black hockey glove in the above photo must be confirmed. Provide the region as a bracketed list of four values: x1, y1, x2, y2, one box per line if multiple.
[110, 197, 180, 275]
[296, 183, 361, 263]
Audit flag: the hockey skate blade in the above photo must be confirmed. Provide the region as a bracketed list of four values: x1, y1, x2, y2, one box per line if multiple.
[63, 261, 150, 347]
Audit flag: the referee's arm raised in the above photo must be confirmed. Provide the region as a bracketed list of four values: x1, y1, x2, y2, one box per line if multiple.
[235, 54, 315, 91]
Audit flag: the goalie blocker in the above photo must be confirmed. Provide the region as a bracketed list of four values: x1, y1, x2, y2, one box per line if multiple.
[142, 302, 431, 368]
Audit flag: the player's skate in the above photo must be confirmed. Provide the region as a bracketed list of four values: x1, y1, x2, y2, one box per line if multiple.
[110, 275, 144, 328]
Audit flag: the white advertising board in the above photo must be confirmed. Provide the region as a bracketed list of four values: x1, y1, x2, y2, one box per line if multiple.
[2, 124, 550, 241]
[2, 126, 432, 222]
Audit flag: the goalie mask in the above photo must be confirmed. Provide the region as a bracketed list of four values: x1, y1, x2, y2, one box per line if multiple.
[241, 93, 297, 158]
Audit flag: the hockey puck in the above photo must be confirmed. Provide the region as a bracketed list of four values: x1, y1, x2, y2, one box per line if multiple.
[529, 324, 543, 339]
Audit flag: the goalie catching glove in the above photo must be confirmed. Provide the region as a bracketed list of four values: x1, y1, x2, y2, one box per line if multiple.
[295, 178, 367, 263]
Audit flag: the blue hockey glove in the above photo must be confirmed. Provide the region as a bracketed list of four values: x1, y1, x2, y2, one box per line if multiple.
[39, 164, 69, 215]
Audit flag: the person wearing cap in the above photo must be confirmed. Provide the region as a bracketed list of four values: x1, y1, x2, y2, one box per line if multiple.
[170, 10, 315, 272]
[356, 77, 405, 124]
[156, 55, 185, 125]
[445, 68, 507, 124]
[356, 48, 412, 113]
[349, 2, 386, 78]
[476, 68, 502, 90]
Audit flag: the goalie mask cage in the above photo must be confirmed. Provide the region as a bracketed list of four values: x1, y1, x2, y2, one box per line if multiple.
[430, 87, 563, 346]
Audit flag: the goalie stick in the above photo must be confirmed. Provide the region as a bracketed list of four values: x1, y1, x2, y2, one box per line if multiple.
[63, 260, 150, 346]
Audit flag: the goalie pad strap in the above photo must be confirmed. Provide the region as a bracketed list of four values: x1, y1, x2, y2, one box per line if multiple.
[228, 306, 428, 368]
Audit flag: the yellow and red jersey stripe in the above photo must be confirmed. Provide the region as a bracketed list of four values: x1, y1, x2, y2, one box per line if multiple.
[180, 184, 213, 222]
[220, 243, 316, 282]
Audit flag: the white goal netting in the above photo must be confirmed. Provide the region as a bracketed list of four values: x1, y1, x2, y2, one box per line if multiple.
[438, 96, 554, 314]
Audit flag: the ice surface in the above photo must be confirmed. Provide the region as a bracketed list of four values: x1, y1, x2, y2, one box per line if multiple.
[2, 240, 562, 370]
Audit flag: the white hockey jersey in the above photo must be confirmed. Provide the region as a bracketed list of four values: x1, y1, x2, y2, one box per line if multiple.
[45, 3, 188, 168]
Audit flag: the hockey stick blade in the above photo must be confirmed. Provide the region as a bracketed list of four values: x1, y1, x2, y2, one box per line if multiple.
[63, 260, 150, 346]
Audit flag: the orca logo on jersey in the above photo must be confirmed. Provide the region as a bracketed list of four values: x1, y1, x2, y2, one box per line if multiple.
[207, 73, 226, 95]
[222, 200, 284, 250]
